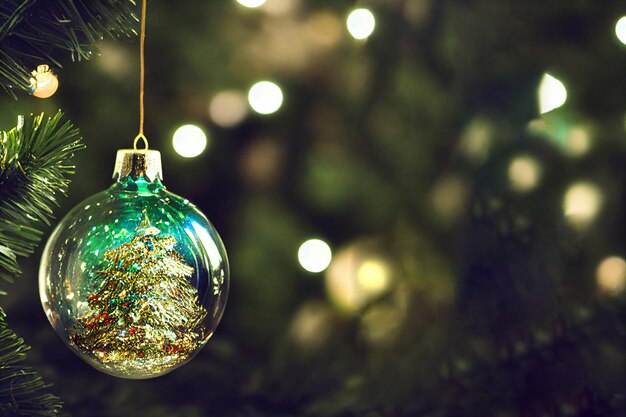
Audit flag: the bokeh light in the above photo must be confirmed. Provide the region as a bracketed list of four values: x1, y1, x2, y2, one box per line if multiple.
[538, 73, 567, 114]
[430, 175, 469, 224]
[564, 125, 592, 157]
[172, 124, 208, 158]
[298, 239, 332, 273]
[357, 260, 392, 298]
[527, 117, 594, 158]
[239, 137, 284, 188]
[326, 242, 393, 313]
[596, 256, 626, 295]
[615, 16, 626, 45]
[508, 155, 542, 192]
[563, 182, 603, 230]
[209, 90, 248, 128]
[261, 0, 298, 16]
[361, 304, 404, 347]
[248, 81, 284, 115]
[289, 302, 334, 350]
[305, 11, 343, 48]
[97, 42, 132, 79]
[346, 8, 376, 40]
[236, 0, 266, 8]
[458, 117, 493, 166]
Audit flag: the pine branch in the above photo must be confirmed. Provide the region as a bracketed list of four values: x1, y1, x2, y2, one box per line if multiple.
[0, 0, 137, 96]
[0, 307, 65, 417]
[0, 111, 84, 282]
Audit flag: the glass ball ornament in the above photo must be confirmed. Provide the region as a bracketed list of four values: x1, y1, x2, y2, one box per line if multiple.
[39, 149, 229, 379]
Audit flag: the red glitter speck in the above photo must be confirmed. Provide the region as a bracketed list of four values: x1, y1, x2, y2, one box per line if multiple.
[138, 352, 144, 358]
[129, 328, 137, 335]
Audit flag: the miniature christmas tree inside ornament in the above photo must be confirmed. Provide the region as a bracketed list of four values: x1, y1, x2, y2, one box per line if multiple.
[39, 149, 229, 378]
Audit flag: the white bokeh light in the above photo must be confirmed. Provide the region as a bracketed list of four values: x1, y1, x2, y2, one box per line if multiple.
[298, 239, 332, 273]
[538, 73, 567, 114]
[347, 8, 376, 40]
[615, 16, 626, 45]
[248, 81, 284, 115]
[172, 124, 208, 158]
[236, 0, 267, 8]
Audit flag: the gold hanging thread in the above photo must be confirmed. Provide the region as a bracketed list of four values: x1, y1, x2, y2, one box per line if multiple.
[135, 0, 149, 151]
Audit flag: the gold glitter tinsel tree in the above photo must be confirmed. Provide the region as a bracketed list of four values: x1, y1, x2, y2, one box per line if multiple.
[70, 212, 207, 375]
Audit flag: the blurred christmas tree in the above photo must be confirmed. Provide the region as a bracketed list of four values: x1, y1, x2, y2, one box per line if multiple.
[2, 0, 626, 416]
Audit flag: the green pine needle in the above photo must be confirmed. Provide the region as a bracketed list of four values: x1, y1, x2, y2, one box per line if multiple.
[0, 111, 84, 283]
[0, 308, 65, 416]
[0, 0, 137, 96]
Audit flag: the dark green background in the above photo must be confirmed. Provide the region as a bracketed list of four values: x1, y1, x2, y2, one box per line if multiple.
[1, 0, 625, 416]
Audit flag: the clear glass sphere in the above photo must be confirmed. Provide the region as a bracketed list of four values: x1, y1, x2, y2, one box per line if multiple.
[39, 174, 228, 379]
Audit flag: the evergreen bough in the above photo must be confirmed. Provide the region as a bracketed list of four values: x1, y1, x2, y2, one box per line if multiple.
[0, 0, 136, 413]
[0, 0, 137, 96]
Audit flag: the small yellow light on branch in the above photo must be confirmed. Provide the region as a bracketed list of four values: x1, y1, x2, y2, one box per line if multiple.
[29, 65, 58, 99]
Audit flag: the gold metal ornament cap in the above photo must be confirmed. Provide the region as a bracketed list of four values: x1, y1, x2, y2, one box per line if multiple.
[113, 149, 163, 182]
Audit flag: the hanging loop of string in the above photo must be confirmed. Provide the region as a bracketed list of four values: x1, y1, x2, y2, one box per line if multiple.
[134, 0, 149, 151]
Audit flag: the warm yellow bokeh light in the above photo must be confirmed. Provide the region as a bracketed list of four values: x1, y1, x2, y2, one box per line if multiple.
[347, 8, 376, 40]
[325, 242, 394, 313]
[615, 16, 626, 45]
[596, 256, 626, 295]
[248, 81, 284, 115]
[564, 125, 592, 157]
[236, 0, 266, 8]
[172, 124, 208, 158]
[357, 259, 392, 297]
[209, 90, 248, 128]
[538, 73, 567, 114]
[508, 155, 542, 192]
[298, 239, 332, 273]
[563, 182, 603, 230]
